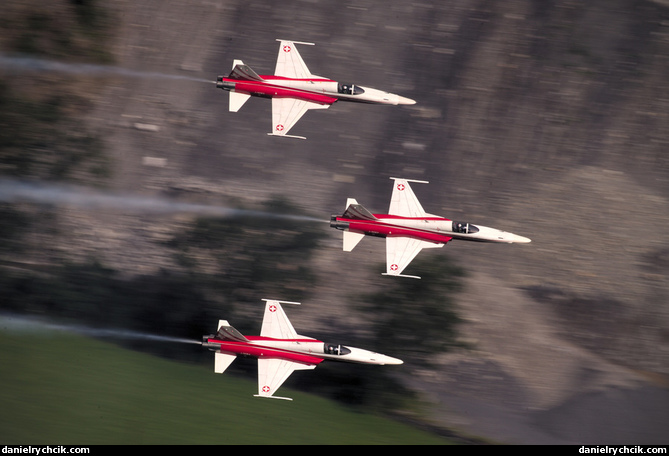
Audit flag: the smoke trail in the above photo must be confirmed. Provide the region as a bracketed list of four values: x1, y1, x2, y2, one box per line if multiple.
[0, 54, 214, 84]
[0, 313, 201, 345]
[0, 178, 327, 223]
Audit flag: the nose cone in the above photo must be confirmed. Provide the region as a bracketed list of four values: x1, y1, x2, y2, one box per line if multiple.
[380, 354, 404, 365]
[475, 225, 531, 243]
[356, 87, 416, 105]
[346, 346, 403, 365]
[512, 234, 532, 244]
[366, 352, 403, 365]
[397, 95, 416, 105]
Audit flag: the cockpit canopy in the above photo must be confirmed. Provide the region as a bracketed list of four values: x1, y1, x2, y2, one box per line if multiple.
[338, 83, 365, 95]
[324, 343, 351, 356]
[452, 221, 479, 234]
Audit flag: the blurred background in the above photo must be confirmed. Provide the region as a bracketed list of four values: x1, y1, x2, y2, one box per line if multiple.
[0, 0, 667, 444]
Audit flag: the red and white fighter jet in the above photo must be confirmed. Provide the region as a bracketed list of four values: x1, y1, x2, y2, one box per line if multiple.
[330, 177, 532, 279]
[215, 39, 416, 139]
[202, 299, 402, 401]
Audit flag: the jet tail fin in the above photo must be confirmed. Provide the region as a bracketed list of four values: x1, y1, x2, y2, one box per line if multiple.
[228, 60, 264, 81]
[216, 320, 249, 342]
[342, 199, 376, 220]
[339, 198, 376, 251]
[226, 59, 259, 112]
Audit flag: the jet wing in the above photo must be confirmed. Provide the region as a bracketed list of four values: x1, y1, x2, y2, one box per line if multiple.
[269, 97, 329, 139]
[388, 178, 430, 217]
[255, 358, 317, 401]
[260, 299, 310, 339]
[274, 39, 318, 79]
[384, 236, 445, 279]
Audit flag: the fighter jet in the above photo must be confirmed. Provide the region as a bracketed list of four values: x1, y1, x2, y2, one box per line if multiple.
[215, 39, 416, 139]
[330, 177, 531, 279]
[201, 299, 402, 401]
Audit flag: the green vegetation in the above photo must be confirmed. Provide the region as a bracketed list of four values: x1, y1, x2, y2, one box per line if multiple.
[0, 331, 452, 444]
[167, 196, 326, 308]
[360, 255, 467, 366]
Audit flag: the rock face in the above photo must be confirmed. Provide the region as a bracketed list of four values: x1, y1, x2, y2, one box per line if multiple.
[4, 0, 668, 444]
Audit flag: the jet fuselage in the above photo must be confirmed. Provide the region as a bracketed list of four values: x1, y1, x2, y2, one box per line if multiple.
[203, 336, 403, 366]
[216, 76, 415, 106]
[331, 214, 532, 244]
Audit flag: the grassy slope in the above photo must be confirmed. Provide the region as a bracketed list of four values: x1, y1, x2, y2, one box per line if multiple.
[0, 331, 451, 445]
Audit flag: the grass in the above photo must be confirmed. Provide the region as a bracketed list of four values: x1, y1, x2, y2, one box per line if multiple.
[0, 330, 452, 445]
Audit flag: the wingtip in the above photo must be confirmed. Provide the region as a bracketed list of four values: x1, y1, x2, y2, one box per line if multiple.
[275, 39, 315, 46]
[267, 133, 307, 140]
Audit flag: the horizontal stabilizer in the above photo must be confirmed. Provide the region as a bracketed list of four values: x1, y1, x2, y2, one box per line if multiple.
[343, 231, 365, 252]
[214, 352, 236, 373]
[229, 91, 251, 112]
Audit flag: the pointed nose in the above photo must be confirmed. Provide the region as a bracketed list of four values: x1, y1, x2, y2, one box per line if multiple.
[389, 356, 404, 365]
[513, 234, 531, 244]
[379, 355, 403, 365]
[397, 95, 416, 105]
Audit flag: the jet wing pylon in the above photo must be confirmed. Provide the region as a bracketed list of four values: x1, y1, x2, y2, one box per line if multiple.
[384, 236, 445, 279]
[255, 358, 317, 401]
[388, 177, 431, 217]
